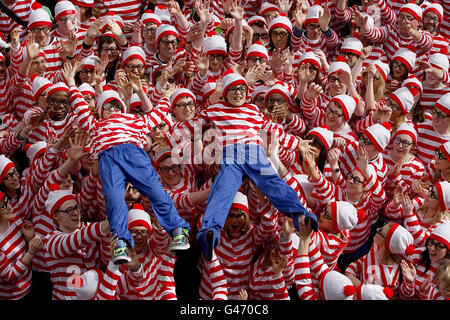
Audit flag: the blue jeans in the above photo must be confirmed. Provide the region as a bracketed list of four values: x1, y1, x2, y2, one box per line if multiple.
[196, 143, 317, 260]
[98, 143, 189, 247]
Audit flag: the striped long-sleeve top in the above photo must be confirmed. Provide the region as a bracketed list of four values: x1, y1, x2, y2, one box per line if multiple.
[93, 261, 122, 300]
[335, 0, 396, 26]
[420, 84, 450, 114]
[43, 222, 109, 300]
[69, 85, 169, 159]
[416, 121, 450, 166]
[199, 255, 229, 300]
[0, 0, 37, 40]
[403, 209, 449, 248]
[0, 218, 32, 300]
[198, 202, 279, 300]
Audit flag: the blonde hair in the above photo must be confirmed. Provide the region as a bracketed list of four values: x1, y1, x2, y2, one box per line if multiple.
[418, 205, 450, 226]
[360, 69, 387, 102]
[434, 259, 450, 287]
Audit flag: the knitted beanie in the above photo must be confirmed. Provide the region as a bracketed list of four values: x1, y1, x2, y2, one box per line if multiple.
[25, 141, 47, 163]
[268, 13, 292, 34]
[363, 122, 392, 151]
[259, 3, 280, 16]
[74, 269, 103, 300]
[96, 90, 126, 118]
[155, 24, 178, 45]
[141, 10, 162, 26]
[400, 1, 423, 21]
[251, 85, 268, 103]
[28, 8, 52, 30]
[307, 125, 334, 151]
[221, 69, 248, 99]
[81, 55, 100, 69]
[54, 1, 77, 21]
[304, 5, 323, 25]
[341, 37, 363, 56]
[372, 60, 390, 81]
[402, 75, 422, 94]
[128, 203, 152, 232]
[0, 155, 15, 184]
[246, 41, 269, 61]
[230, 191, 249, 214]
[47, 82, 69, 97]
[428, 52, 449, 74]
[423, 2, 444, 22]
[203, 34, 227, 56]
[72, 0, 94, 8]
[265, 81, 296, 105]
[154, 4, 172, 23]
[101, 11, 124, 32]
[45, 184, 76, 216]
[129, 93, 142, 111]
[435, 181, 450, 211]
[430, 221, 450, 250]
[390, 87, 416, 114]
[320, 270, 356, 300]
[122, 46, 146, 66]
[297, 51, 321, 70]
[385, 223, 415, 256]
[328, 57, 352, 78]
[438, 141, 450, 162]
[330, 94, 358, 121]
[31, 75, 52, 101]
[78, 83, 96, 97]
[394, 123, 417, 144]
[170, 88, 196, 109]
[355, 284, 394, 300]
[330, 201, 365, 232]
[393, 47, 416, 71]
[247, 15, 268, 28]
[436, 93, 450, 116]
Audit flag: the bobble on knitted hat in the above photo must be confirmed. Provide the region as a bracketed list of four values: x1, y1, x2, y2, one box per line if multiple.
[45, 184, 76, 216]
[246, 42, 269, 61]
[390, 87, 415, 114]
[430, 221, 450, 250]
[385, 223, 415, 256]
[170, 88, 196, 109]
[28, 8, 52, 30]
[155, 24, 178, 46]
[128, 203, 152, 232]
[203, 35, 227, 56]
[435, 181, 450, 212]
[423, 2, 444, 22]
[330, 201, 364, 233]
[320, 270, 355, 300]
[308, 125, 334, 151]
[55, 1, 77, 21]
[372, 60, 390, 81]
[96, 90, 126, 119]
[78, 83, 96, 97]
[221, 70, 248, 99]
[435, 93, 450, 116]
[304, 5, 323, 25]
[268, 14, 292, 34]
[393, 47, 416, 71]
[31, 75, 52, 101]
[356, 284, 394, 300]
[71, 0, 94, 8]
[74, 269, 103, 300]
[438, 141, 450, 162]
[230, 191, 249, 214]
[141, 10, 162, 26]
[341, 37, 363, 56]
[330, 94, 358, 121]
[400, 1, 423, 21]
[122, 46, 146, 66]
[25, 141, 47, 163]
[0, 155, 15, 184]
[47, 82, 69, 98]
[394, 123, 417, 144]
[363, 122, 392, 152]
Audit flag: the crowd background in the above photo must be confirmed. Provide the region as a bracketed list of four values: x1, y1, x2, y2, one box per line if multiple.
[0, 0, 449, 301]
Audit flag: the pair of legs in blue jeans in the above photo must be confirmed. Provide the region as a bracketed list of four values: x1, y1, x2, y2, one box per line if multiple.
[196, 143, 318, 261]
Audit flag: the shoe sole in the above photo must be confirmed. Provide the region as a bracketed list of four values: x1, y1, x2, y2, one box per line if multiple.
[170, 243, 190, 251]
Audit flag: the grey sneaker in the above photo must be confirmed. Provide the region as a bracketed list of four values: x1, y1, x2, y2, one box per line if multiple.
[170, 227, 190, 251]
[112, 239, 131, 265]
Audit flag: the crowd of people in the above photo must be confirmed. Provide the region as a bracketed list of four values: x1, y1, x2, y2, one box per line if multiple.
[0, 0, 449, 301]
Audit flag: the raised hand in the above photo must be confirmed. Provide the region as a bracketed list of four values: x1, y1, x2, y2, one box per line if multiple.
[60, 30, 78, 59]
[86, 18, 102, 40]
[128, 72, 143, 93]
[62, 61, 77, 86]
[304, 83, 323, 101]
[278, 0, 293, 14]
[28, 235, 43, 255]
[229, 0, 245, 21]
[293, 0, 308, 28]
[360, 46, 373, 60]
[10, 26, 22, 49]
[297, 63, 312, 83]
[196, 50, 210, 76]
[25, 34, 41, 61]
[167, 0, 182, 16]
[238, 289, 248, 300]
[355, 144, 369, 174]
[401, 260, 416, 284]
[374, 103, 392, 124]
[318, 6, 331, 31]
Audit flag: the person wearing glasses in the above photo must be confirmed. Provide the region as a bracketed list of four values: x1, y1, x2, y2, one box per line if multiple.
[424, 141, 450, 184]
[387, 47, 416, 94]
[63, 64, 190, 265]
[399, 221, 450, 300]
[295, 51, 324, 103]
[416, 93, 450, 165]
[248, 16, 269, 45]
[335, 0, 396, 26]
[130, 10, 162, 58]
[356, 62, 388, 117]
[421, 2, 448, 56]
[0, 191, 43, 300]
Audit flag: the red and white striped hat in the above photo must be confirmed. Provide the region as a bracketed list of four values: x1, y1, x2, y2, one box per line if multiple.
[320, 270, 356, 300]
[201, 80, 217, 102]
[155, 24, 178, 46]
[394, 123, 417, 144]
[246, 41, 269, 61]
[372, 60, 390, 81]
[390, 86, 417, 114]
[251, 85, 268, 103]
[247, 15, 268, 28]
[436, 93, 450, 116]
[402, 75, 423, 95]
[45, 184, 76, 216]
[27, 8, 52, 30]
[385, 223, 415, 256]
[154, 4, 172, 24]
[122, 46, 146, 66]
[141, 10, 162, 26]
[96, 90, 126, 118]
[364, 122, 392, 151]
[0, 155, 15, 184]
[78, 83, 96, 97]
[129, 93, 141, 111]
[328, 57, 352, 78]
[304, 5, 323, 26]
[423, 2, 444, 23]
[72, 0, 94, 7]
[330, 201, 365, 232]
[435, 181, 450, 211]
[226, 20, 249, 39]
[259, 3, 280, 16]
[81, 55, 100, 69]
[438, 141, 450, 162]
[31, 75, 52, 101]
[297, 51, 322, 70]
[74, 269, 103, 300]
[330, 94, 358, 121]
[101, 11, 124, 32]
[355, 284, 394, 300]
[128, 203, 152, 232]
[268, 13, 292, 34]
[400, 1, 423, 21]
[25, 141, 47, 163]
[265, 81, 296, 105]
[47, 82, 69, 97]
[170, 88, 196, 109]
[203, 34, 227, 56]
[230, 191, 248, 214]
[307, 125, 334, 151]
[341, 37, 363, 56]
[393, 47, 416, 71]
[221, 69, 248, 99]
[428, 52, 449, 74]
[430, 221, 450, 250]
[55, 1, 77, 21]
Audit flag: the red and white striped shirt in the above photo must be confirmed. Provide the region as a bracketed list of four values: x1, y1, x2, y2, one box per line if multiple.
[0, 0, 37, 40]
[420, 84, 449, 114]
[199, 255, 228, 300]
[416, 121, 450, 165]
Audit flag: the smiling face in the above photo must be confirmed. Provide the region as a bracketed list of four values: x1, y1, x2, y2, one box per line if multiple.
[224, 208, 247, 238]
[225, 84, 248, 106]
[157, 157, 181, 187]
[172, 97, 195, 122]
[328, 73, 347, 97]
[29, 56, 47, 77]
[325, 101, 346, 131]
[53, 199, 80, 233]
[0, 196, 12, 223]
[2, 166, 20, 191]
[346, 169, 365, 196]
[56, 14, 77, 35]
[47, 91, 71, 121]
